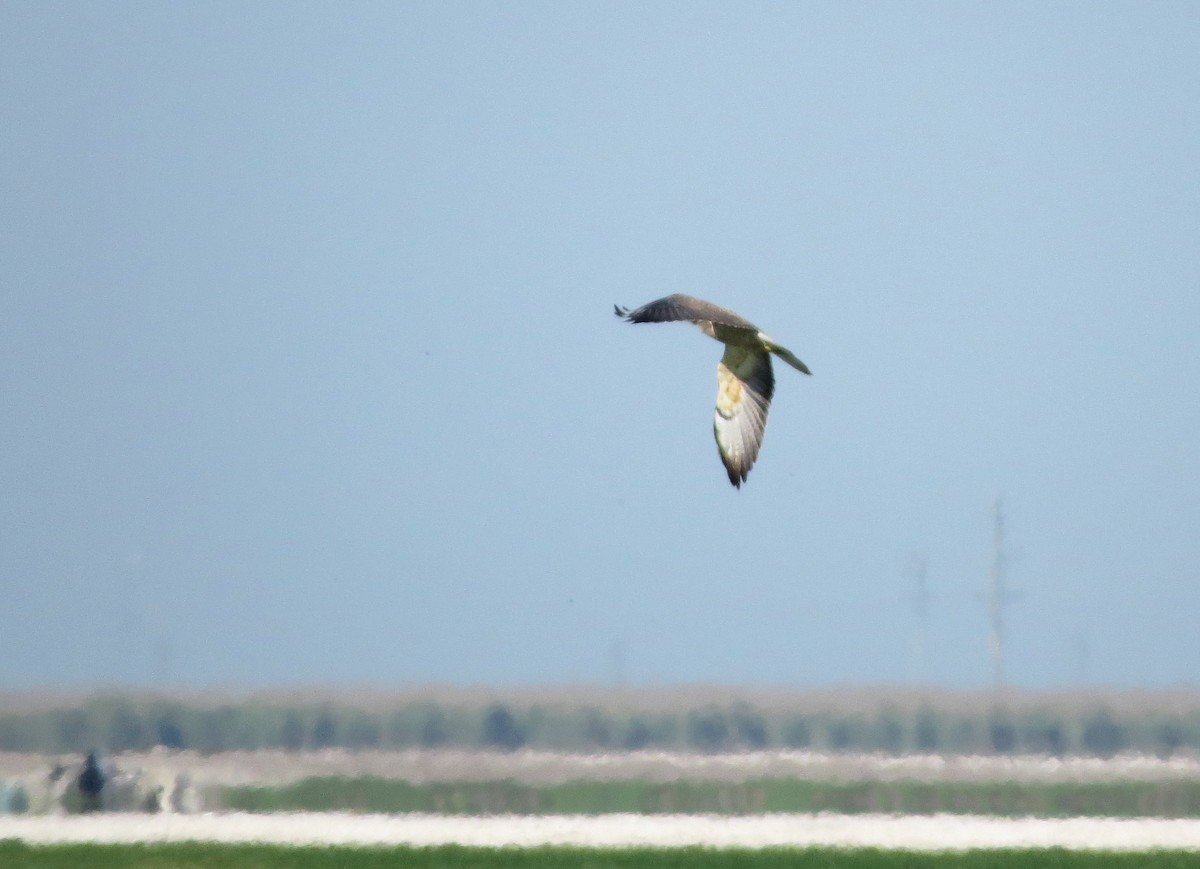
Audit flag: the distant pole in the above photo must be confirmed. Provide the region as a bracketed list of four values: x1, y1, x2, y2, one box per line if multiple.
[986, 497, 1017, 690]
[907, 553, 931, 684]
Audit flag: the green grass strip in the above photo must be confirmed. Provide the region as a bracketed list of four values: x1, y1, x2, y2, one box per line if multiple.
[4, 841, 1200, 869]
[219, 776, 1200, 818]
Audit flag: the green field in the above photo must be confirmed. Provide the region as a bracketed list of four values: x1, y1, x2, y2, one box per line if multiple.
[219, 775, 1200, 818]
[4, 842, 1200, 869]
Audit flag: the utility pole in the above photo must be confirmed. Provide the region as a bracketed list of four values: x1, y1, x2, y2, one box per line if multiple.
[985, 496, 1018, 690]
[907, 553, 931, 684]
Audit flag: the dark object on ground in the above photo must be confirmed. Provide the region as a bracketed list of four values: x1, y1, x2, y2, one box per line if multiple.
[77, 752, 105, 812]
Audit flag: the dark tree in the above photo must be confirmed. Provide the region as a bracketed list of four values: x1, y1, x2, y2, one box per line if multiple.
[155, 715, 185, 750]
[731, 705, 769, 749]
[687, 710, 730, 753]
[344, 713, 381, 749]
[107, 707, 147, 752]
[419, 708, 448, 747]
[827, 718, 860, 752]
[582, 709, 612, 748]
[77, 752, 105, 813]
[988, 717, 1017, 754]
[1155, 722, 1184, 759]
[1022, 718, 1066, 757]
[914, 707, 940, 753]
[312, 708, 338, 749]
[281, 711, 305, 752]
[622, 717, 652, 750]
[193, 706, 237, 753]
[482, 704, 525, 751]
[875, 709, 905, 755]
[782, 717, 812, 748]
[1043, 723, 1066, 757]
[1081, 709, 1126, 758]
[56, 709, 88, 752]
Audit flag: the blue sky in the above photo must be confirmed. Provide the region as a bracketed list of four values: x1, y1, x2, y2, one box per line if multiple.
[2, 2, 1198, 690]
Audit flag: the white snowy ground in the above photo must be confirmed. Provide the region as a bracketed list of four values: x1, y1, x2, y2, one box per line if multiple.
[4, 812, 1200, 851]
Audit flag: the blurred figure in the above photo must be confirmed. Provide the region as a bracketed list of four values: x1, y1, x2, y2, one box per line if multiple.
[77, 751, 105, 813]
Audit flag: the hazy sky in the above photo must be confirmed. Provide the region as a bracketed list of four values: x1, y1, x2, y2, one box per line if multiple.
[3, 2, 1198, 691]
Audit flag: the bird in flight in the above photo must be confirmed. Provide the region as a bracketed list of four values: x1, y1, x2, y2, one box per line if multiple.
[615, 294, 811, 488]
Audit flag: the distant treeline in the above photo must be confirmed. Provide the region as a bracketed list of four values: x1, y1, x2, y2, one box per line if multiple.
[2, 689, 1199, 757]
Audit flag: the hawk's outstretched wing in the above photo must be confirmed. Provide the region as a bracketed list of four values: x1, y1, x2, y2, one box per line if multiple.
[614, 294, 758, 331]
[614, 293, 809, 487]
[714, 345, 775, 488]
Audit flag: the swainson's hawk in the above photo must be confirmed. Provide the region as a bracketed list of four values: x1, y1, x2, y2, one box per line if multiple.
[615, 294, 811, 488]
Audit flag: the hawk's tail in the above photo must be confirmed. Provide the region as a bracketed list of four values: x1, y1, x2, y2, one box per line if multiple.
[762, 337, 812, 375]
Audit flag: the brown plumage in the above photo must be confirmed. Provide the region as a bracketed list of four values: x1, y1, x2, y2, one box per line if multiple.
[615, 293, 811, 487]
